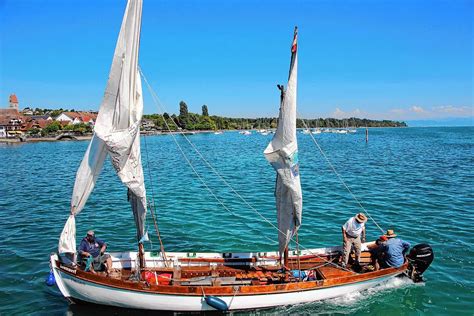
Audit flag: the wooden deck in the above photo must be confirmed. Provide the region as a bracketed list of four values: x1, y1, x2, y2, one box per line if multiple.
[55, 250, 408, 297]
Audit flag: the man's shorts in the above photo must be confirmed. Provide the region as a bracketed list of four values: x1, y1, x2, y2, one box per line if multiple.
[92, 253, 111, 270]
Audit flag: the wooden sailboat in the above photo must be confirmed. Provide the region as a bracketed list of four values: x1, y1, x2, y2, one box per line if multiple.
[50, 0, 433, 311]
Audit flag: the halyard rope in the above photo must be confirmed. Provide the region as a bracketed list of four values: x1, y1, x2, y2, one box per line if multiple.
[139, 68, 358, 273]
[139, 68, 284, 238]
[139, 68, 277, 246]
[142, 135, 169, 266]
[298, 116, 385, 234]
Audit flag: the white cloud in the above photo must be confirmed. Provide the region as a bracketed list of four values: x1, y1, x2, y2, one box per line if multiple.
[326, 105, 473, 121]
[390, 105, 472, 120]
[333, 107, 345, 118]
[331, 107, 364, 119]
[432, 105, 472, 116]
[410, 105, 426, 113]
[390, 108, 406, 114]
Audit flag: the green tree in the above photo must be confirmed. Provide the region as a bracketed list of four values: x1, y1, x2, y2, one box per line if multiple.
[41, 121, 62, 136]
[153, 115, 165, 130]
[202, 105, 209, 117]
[179, 101, 188, 117]
[194, 116, 216, 130]
[178, 101, 189, 129]
[28, 128, 41, 135]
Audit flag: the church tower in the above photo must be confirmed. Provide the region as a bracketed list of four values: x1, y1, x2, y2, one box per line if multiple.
[9, 94, 19, 111]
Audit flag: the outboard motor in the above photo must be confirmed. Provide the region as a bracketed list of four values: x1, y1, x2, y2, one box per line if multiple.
[407, 243, 434, 282]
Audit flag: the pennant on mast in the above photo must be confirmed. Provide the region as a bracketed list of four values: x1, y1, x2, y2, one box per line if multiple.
[264, 27, 302, 255]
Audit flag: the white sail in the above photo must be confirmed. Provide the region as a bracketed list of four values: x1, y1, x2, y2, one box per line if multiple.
[264, 27, 302, 255]
[59, 0, 146, 254]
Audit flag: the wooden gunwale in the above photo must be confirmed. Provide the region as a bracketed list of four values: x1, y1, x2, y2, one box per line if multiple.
[178, 257, 256, 263]
[113, 255, 330, 265]
[55, 260, 407, 297]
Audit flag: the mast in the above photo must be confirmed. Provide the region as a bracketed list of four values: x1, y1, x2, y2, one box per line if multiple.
[58, 0, 147, 274]
[264, 26, 302, 268]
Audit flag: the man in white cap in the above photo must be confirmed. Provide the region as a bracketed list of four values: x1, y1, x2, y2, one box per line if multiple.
[341, 213, 367, 268]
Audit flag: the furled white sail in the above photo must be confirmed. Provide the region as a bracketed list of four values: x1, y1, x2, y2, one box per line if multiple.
[264, 27, 302, 255]
[59, 0, 146, 254]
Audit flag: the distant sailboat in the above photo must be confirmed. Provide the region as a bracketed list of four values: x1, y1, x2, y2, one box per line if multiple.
[50, 1, 433, 311]
[312, 119, 321, 134]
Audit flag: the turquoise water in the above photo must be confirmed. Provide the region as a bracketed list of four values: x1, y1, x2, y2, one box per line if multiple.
[0, 127, 473, 315]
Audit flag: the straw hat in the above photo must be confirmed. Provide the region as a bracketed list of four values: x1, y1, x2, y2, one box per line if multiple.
[355, 213, 367, 223]
[385, 229, 397, 238]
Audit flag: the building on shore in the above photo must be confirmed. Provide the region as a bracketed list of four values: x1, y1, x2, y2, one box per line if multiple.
[1, 93, 102, 138]
[30, 114, 53, 121]
[55, 111, 97, 125]
[0, 94, 54, 137]
[0, 107, 25, 137]
[22, 118, 51, 132]
[9, 94, 19, 111]
[141, 118, 157, 131]
[21, 108, 34, 115]
[1, 94, 24, 137]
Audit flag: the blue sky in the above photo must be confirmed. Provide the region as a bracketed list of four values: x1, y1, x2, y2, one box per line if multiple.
[0, 0, 472, 120]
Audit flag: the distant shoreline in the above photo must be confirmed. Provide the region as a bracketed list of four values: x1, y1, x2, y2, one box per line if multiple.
[0, 135, 93, 144]
[0, 126, 425, 144]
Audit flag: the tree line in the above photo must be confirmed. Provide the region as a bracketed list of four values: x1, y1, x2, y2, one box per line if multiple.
[143, 101, 407, 131]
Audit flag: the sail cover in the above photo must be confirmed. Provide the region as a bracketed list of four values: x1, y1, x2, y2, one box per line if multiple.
[59, 0, 146, 254]
[264, 27, 302, 255]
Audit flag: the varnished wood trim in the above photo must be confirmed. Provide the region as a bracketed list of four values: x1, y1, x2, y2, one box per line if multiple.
[55, 260, 407, 297]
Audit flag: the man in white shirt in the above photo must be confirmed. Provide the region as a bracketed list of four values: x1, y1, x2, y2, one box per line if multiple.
[341, 213, 367, 268]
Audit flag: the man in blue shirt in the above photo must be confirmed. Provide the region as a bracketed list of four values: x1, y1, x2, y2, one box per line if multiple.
[79, 230, 112, 275]
[380, 229, 410, 268]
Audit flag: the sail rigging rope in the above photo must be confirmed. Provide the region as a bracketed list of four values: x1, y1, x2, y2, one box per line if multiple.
[138, 69, 284, 235]
[139, 68, 359, 273]
[298, 116, 385, 234]
[142, 134, 169, 266]
[139, 68, 278, 246]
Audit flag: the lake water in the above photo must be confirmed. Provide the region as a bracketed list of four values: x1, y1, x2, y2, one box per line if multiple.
[0, 127, 473, 315]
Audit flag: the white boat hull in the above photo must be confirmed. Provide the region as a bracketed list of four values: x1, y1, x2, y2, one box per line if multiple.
[55, 268, 394, 311]
[50, 244, 405, 312]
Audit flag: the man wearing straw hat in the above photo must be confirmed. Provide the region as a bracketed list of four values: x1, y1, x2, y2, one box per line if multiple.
[379, 229, 411, 268]
[341, 213, 367, 269]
